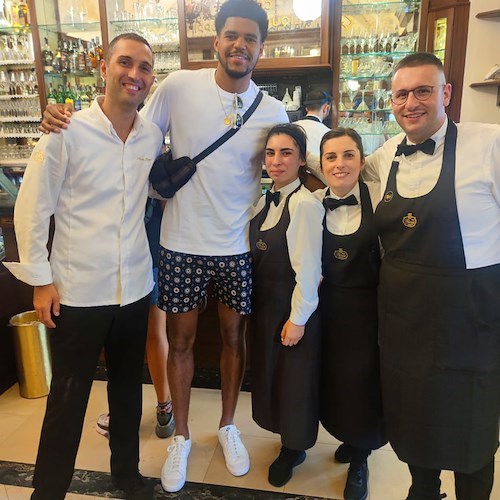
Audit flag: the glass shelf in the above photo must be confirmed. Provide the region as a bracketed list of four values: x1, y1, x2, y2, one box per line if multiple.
[109, 17, 178, 27]
[0, 116, 40, 122]
[0, 26, 32, 35]
[37, 22, 102, 34]
[0, 94, 39, 99]
[342, 0, 420, 15]
[0, 59, 36, 66]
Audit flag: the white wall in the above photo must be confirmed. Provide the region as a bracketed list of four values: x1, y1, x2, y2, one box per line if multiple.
[460, 0, 500, 123]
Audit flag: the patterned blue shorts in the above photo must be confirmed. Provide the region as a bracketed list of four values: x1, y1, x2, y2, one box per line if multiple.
[158, 248, 252, 314]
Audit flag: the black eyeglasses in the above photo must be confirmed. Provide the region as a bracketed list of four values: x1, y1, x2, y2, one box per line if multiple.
[389, 85, 445, 105]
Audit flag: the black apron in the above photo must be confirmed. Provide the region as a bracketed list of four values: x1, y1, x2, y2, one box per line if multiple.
[374, 119, 500, 473]
[319, 182, 386, 450]
[249, 186, 321, 451]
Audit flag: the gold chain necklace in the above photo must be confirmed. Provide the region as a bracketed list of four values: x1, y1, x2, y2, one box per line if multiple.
[215, 83, 244, 129]
[215, 83, 233, 126]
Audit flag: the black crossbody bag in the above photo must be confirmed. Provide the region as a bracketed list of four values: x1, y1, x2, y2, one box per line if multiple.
[150, 91, 264, 199]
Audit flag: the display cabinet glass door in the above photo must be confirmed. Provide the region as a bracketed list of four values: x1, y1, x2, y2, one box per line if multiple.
[338, 0, 423, 152]
[33, 0, 105, 110]
[106, 0, 180, 80]
[180, 0, 330, 70]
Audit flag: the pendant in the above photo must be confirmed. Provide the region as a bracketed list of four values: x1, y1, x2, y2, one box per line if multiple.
[224, 116, 231, 125]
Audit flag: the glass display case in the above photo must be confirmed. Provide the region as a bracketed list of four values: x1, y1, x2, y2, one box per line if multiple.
[33, 0, 105, 110]
[337, 0, 424, 152]
[0, 13, 42, 204]
[179, 0, 331, 71]
[106, 0, 180, 82]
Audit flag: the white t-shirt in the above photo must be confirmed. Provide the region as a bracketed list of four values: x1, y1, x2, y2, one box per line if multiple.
[364, 120, 500, 269]
[141, 68, 289, 256]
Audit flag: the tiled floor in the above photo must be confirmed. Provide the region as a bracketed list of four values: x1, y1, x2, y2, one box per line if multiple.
[0, 381, 499, 499]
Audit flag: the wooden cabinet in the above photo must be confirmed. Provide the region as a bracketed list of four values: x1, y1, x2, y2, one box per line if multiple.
[177, 0, 331, 72]
[425, 0, 470, 121]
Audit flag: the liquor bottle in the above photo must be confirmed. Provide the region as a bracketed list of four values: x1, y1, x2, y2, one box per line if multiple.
[74, 86, 81, 111]
[61, 40, 70, 73]
[47, 83, 57, 104]
[52, 43, 62, 72]
[42, 38, 54, 73]
[67, 41, 76, 73]
[85, 40, 95, 73]
[18, 1, 28, 25]
[64, 82, 75, 106]
[56, 84, 65, 103]
[89, 39, 98, 70]
[77, 40, 86, 72]
[95, 36, 103, 63]
[80, 86, 90, 109]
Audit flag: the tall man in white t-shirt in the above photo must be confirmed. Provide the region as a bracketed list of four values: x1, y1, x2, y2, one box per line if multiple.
[40, 0, 287, 493]
[364, 52, 500, 500]
[5, 34, 162, 500]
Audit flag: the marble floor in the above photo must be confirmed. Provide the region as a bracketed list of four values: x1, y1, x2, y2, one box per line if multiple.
[0, 381, 499, 500]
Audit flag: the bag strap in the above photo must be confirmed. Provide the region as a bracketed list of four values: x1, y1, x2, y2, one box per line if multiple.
[192, 90, 263, 164]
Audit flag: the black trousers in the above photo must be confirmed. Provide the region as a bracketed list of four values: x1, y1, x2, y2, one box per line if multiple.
[407, 460, 495, 500]
[31, 296, 150, 500]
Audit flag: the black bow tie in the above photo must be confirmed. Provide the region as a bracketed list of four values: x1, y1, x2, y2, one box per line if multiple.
[265, 190, 280, 207]
[323, 194, 358, 211]
[396, 138, 436, 157]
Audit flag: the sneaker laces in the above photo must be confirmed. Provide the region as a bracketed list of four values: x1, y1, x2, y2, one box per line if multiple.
[167, 439, 188, 472]
[224, 427, 243, 459]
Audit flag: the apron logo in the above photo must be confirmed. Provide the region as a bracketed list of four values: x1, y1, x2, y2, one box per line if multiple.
[402, 212, 417, 228]
[256, 239, 268, 251]
[384, 191, 394, 202]
[334, 248, 349, 260]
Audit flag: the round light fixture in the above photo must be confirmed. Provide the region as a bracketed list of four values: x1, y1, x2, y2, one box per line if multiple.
[293, 0, 321, 22]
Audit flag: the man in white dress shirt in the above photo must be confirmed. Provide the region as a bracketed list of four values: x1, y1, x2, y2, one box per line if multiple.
[294, 89, 333, 184]
[38, 1, 288, 493]
[4, 34, 162, 500]
[364, 52, 500, 500]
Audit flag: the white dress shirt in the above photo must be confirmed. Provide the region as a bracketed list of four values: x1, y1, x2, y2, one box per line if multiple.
[294, 116, 330, 184]
[364, 119, 500, 269]
[253, 178, 324, 325]
[314, 182, 381, 235]
[4, 97, 164, 306]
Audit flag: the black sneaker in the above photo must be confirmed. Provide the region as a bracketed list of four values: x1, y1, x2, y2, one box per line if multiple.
[111, 472, 154, 500]
[155, 405, 175, 439]
[268, 446, 306, 487]
[344, 460, 369, 500]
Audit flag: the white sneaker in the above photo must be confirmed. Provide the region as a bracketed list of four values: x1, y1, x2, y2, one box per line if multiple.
[218, 424, 250, 476]
[160, 435, 192, 493]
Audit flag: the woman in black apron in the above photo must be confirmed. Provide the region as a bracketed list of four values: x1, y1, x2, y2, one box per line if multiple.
[318, 128, 387, 500]
[249, 123, 324, 488]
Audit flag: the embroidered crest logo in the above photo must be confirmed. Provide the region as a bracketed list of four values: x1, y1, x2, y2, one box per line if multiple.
[384, 191, 393, 202]
[402, 212, 417, 228]
[33, 150, 45, 164]
[334, 248, 349, 261]
[256, 239, 268, 251]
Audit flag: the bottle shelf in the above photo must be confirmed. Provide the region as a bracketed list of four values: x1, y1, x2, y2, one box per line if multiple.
[0, 94, 39, 99]
[0, 133, 41, 138]
[0, 116, 40, 122]
[0, 60, 35, 67]
[109, 17, 178, 27]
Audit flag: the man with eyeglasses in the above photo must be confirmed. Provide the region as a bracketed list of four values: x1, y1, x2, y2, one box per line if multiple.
[363, 52, 500, 500]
